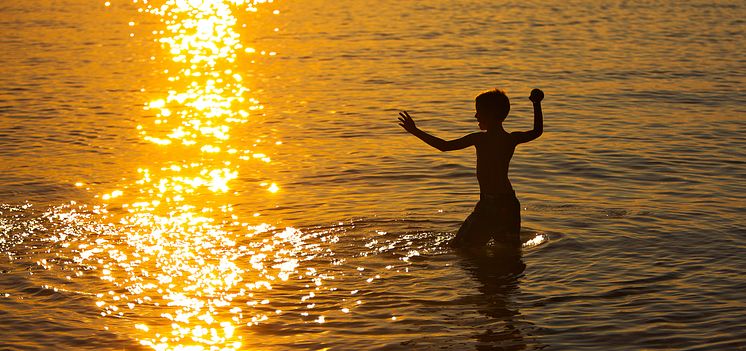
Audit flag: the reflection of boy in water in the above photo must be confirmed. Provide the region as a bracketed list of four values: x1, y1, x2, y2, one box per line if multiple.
[398, 88, 544, 248]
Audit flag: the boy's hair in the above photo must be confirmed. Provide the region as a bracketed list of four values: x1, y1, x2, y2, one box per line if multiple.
[475, 89, 510, 120]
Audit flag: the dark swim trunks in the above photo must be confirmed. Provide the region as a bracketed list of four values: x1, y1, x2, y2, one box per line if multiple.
[451, 193, 521, 247]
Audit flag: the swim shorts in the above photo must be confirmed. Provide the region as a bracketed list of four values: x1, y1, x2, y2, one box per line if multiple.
[451, 193, 521, 247]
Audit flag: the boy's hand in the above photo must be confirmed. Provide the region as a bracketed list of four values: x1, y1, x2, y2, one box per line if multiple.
[398, 111, 418, 133]
[529, 88, 544, 103]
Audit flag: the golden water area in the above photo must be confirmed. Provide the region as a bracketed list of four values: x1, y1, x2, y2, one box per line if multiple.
[81, 1, 279, 349]
[1, 0, 745, 350]
[4, 1, 319, 349]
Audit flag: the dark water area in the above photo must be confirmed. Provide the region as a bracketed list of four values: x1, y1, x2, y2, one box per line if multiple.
[1, 0, 745, 350]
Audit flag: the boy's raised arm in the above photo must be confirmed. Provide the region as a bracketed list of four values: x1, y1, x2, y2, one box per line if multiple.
[512, 89, 544, 144]
[398, 111, 477, 151]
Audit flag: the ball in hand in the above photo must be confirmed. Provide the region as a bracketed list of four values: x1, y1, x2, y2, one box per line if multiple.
[530, 88, 544, 102]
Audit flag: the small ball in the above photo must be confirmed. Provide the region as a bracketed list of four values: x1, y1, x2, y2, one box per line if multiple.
[530, 89, 544, 100]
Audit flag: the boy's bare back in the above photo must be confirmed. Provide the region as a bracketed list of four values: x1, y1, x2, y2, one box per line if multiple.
[473, 130, 516, 195]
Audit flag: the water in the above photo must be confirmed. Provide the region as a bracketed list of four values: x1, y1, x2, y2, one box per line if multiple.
[1, 0, 745, 350]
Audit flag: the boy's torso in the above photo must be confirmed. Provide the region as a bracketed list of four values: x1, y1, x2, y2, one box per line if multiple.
[475, 131, 516, 195]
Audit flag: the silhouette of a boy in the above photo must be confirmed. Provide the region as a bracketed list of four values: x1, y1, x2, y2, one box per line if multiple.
[398, 88, 544, 248]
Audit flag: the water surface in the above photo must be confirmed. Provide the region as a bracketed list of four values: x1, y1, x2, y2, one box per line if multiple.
[1, 0, 745, 350]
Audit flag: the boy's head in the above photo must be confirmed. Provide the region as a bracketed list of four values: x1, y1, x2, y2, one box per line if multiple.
[475, 89, 510, 128]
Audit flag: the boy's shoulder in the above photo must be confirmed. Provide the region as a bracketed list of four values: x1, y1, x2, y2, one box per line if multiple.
[483, 129, 514, 139]
[476, 130, 520, 146]
[465, 131, 486, 144]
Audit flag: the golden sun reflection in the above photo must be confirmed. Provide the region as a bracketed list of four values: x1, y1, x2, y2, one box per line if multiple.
[76, 1, 289, 350]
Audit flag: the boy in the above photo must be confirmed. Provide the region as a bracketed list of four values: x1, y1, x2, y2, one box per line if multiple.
[398, 88, 544, 248]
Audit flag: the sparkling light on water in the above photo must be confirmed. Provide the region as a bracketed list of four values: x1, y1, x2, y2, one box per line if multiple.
[70, 1, 302, 350]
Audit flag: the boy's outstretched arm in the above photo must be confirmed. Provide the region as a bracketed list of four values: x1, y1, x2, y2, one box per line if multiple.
[398, 111, 477, 151]
[512, 89, 544, 144]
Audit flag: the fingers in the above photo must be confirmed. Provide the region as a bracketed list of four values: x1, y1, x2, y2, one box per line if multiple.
[398, 111, 414, 126]
[398, 111, 414, 131]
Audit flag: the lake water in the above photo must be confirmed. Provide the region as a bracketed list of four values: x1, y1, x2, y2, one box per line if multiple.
[1, 0, 745, 350]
